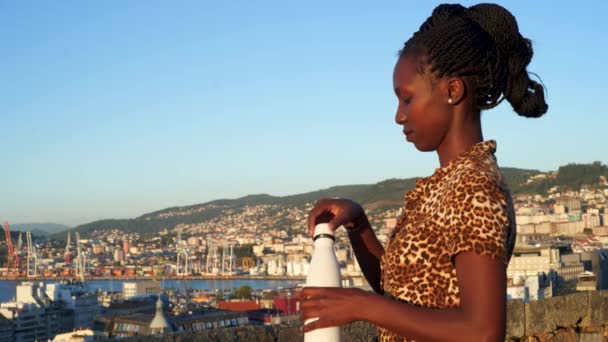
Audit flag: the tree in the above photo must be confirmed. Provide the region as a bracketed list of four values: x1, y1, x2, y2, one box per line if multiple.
[234, 245, 254, 259]
[233, 285, 252, 300]
[262, 290, 275, 300]
[216, 291, 224, 302]
[0, 246, 6, 266]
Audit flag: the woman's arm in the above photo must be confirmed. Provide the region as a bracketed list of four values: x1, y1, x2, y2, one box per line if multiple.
[347, 216, 385, 294]
[301, 252, 507, 342]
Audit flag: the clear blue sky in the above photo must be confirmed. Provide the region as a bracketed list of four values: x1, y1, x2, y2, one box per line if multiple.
[1, 1, 606, 226]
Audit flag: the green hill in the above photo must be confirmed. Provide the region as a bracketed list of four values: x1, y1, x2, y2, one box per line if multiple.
[510, 161, 608, 194]
[53, 162, 607, 239]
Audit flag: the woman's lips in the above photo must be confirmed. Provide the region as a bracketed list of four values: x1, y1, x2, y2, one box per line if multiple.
[403, 129, 413, 141]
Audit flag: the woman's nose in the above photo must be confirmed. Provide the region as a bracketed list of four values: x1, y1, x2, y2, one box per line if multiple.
[395, 107, 407, 125]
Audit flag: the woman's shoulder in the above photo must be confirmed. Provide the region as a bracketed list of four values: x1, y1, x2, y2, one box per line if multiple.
[452, 157, 503, 187]
[443, 144, 510, 201]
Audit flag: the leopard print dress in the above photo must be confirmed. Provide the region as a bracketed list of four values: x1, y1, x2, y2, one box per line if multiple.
[378, 140, 516, 341]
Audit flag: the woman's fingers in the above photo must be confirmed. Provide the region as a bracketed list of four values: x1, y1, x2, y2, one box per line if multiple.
[307, 198, 364, 236]
[300, 306, 323, 321]
[307, 199, 339, 236]
[302, 317, 339, 333]
[307, 202, 326, 236]
[307, 206, 318, 237]
[299, 296, 324, 311]
[307, 199, 329, 236]
[299, 287, 330, 319]
[299, 288, 362, 332]
[329, 210, 350, 232]
[300, 286, 330, 298]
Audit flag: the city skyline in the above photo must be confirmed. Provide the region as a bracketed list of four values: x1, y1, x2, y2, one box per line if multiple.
[2, 1, 607, 225]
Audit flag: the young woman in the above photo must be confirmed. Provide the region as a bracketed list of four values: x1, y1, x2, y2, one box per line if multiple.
[300, 3, 547, 341]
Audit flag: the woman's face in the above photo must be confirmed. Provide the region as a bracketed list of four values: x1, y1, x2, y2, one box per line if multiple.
[393, 55, 452, 152]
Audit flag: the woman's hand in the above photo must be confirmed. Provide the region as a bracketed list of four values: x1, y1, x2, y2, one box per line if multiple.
[299, 287, 371, 332]
[307, 198, 366, 236]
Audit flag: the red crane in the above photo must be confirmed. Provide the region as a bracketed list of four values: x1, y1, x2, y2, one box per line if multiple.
[3, 221, 19, 271]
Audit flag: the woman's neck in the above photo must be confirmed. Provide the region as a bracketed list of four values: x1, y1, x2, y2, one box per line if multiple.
[436, 116, 483, 167]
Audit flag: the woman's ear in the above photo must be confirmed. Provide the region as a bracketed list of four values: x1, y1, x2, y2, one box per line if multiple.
[445, 77, 466, 105]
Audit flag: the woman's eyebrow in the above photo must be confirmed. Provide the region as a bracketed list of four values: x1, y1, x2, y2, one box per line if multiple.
[394, 86, 412, 97]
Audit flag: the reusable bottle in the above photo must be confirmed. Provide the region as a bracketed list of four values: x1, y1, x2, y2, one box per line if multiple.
[304, 223, 342, 342]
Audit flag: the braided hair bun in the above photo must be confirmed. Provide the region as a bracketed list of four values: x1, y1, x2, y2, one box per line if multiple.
[401, 3, 548, 118]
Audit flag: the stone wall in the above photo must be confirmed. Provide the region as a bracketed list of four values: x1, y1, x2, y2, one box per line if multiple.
[105, 290, 608, 342]
[506, 290, 608, 341]
[96, 322, 376, 342]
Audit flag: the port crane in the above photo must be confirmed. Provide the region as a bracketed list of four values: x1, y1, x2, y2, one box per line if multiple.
[3, 221, 20, 273]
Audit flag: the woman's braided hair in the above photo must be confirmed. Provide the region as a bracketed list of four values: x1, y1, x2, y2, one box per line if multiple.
[401, 3, 548, 118]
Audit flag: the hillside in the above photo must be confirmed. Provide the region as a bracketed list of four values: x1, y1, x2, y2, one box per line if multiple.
[53, 162, 607, 239]
[11, 223, 71, 236]
[509, 161, 608, 194]
[54, 178, 420, 239]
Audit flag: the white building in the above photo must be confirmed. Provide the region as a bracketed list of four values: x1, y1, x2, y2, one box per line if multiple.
[266, 257, 285, 276]
[113, 248, 124, 263]
[507, 273, 552, 301]
[576, 272, 597, 291]
[344, 258, 362, 277]
[52, 329, 100, 342]
[0, 316, 13, 341]
[45, 282, 100, 329]
[270, 243, 285, 253]
[507, 247, 560, 278]
[516, 213, 568, 225]
[511, 246, 580, 276]
[252, 245, 265, 257]
[286, 259, 309, 276]
[552, 220, 585, 236]
[284, 243, 304, 254]
[123, 281, 161, 300]
[0, 282, 71, 342]
[582, 213, 601, 229]
[0, 301, 49, 342]
[187, 237, 201, 247]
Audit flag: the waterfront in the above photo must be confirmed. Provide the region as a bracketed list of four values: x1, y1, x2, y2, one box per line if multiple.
[0, 278, 303, 302]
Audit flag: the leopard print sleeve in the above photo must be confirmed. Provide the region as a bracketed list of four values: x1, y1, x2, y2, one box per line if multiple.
[444, 170, 513, 266]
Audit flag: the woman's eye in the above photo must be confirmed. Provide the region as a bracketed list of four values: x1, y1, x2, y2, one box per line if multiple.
[403, 98, 411, 105]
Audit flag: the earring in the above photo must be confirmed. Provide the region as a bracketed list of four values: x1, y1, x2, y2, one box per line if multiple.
[448, 98, 453, 104]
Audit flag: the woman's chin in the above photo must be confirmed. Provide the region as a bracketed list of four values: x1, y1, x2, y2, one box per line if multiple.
[411, 141, 435, 152]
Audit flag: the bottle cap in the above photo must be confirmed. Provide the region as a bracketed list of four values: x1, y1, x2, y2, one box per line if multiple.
[313, 223, 335, 241]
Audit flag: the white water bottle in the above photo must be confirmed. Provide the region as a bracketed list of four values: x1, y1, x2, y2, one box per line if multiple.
[304, 223, 342, 342]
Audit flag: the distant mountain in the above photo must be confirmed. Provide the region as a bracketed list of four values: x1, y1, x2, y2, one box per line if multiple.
[11, 223, 71, 236]
[54, 162, 607, 240]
